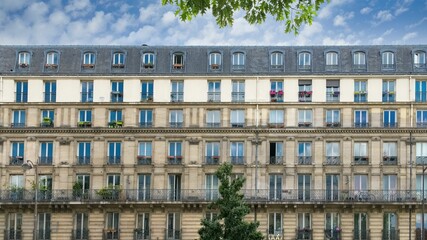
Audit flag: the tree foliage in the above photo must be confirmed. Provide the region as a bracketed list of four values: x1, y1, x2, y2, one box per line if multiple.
[162, 0, 328, 34]
[198, 163, 263, 240]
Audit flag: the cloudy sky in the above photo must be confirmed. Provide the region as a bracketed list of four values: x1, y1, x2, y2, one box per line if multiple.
[0, 0, 426, 45]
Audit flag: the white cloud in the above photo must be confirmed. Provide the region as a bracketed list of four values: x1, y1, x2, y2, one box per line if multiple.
[1, 0, 31, 11]
[372, 37, 384, 44]
[23, 2, 50, 24]
[403, 32, 417, 41]
[65, 0, 91, 13]
[318, 0, 353, 19]
[333, 12, 354, 27]
[230, 17, 257, 36]
[407, 17, 427, 28]
[139, 3, 161, 23]
[295, 22, 323, 45]
[161, 11, 177, 25]
[360, 7, 372, 14]
[375, 10, 393, 23]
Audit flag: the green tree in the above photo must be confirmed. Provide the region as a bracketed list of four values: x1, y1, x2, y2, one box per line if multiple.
[162, 0, 328, 34]
[199, 163, 263, 240]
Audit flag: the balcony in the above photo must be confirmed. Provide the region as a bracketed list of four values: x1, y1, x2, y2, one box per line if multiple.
[296, 229, 312, 240]
[232, 64, 244, 71]
[139, 122, 152, 128]
[298, 156, 312, 165]
[169, 122, 183, 128]
[325, 156, 340, 165]
[170, 92, 183, 102]
[141, 92, 153, 102]
[270, 90, 284, 102]
[298, 91, 312, 102]
[73, 229, 89, 240]
[416, 156, 427, 165]
[383, 122, 397, 128]
[204, 156, 220, 165]
[11, 123, 25, 128]
[4, 229, 22, 240]
[353, 229, 370, 240]
[269, 156, 283, 165]
[354, 92, 367, 102]
[325, 122, 340, 128]
[81, 92, 93, 102]
[108, 120, 123, 128]
[354, 157, 369, 165]
[266, 229, 283, 240]
[382, 229, 399, 240]
[416, 228, 427, 240]
[298, 64, 312, 72]
[36, 229, 51, 240]
[231, 122, 245, 128]
[110, 91, 123, 102]
[382, 91, 395, 102]
[104, 229, 120, 240]
[137, 156, 152, 165]
[165, 229, 181, 240]
[417, 122, 427, 128]
[383, 156, 397, 165]
[324, 229, 341, 240]
[77, 156, 91, 165]
[326, 91, 340, 102]
[134, 229, 150, 240]
[354, 122, 369, 128]
[168, 156, 182, 165]
[231, 92, 245, 102]
[10, 156, 24, 165]
[207, 92, 221, 102]
[78, 121, 92, 128]
[298, 122, 312, 127]
[107, 156, 121, 165]
[39, 156, 53, 165]
[15, 92, 28, 103]
[230, 156, 245, 165]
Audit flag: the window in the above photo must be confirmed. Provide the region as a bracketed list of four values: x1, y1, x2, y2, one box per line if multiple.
[325, 109, 340, 127]
[417, 110, 427, 127]
[269, 174, 283, 201]
[325, 213, 340, 239]
[10, 142, 24, 165]
[78, 110, 92, 128]
[205, 142, 220, 165]
[383, 110, 397, 128]
[232, 80, 245, 102]
[298, 175, 312, 201]
[105, 212, 119, 240]
[415, 80, 427, 102]
[354, 213, 368, 240]
[136, 213, 150, 239]
[141, 81, 153, 101]
[8, 175, 23, 202]
[18, 51, 30, 67]
[414, 51, 426, 70]
[209, 52, 221, 70]
[168, 142, 182, 165]
[383, 175, 397, 200]
[325, 142, 340, 165]
[206, 110, 221, 127]
[382, 51, 395, 70]
[12, 110, 26, 128]
[107, 142, 121, 165]
[77, 142, 91, 165]
[232, 52, 245, 70]
[269, 110, 284, 128]
[168, 175, 181, 201]
[138, 142, 152, 165]
[111, 81, 123, 102]
[269, 142, 283, 164]
[326, 175, 339, 201]
[298, 80, 312, 102]
[139, 109, 153, 127]
[44, 81, 56, 102]
[75, 174, 90, 199]
[297, 213, 312, 239]
[82, 52, 95, 67]
[354, 80, 367, 102]
[326, 80, 340, 102]
[270, 51, 284, 69]
[270, 80, 283, 102]
[416, 175, 427, 200]
[298, 109, 313, 127]
[208, 81, 221, 102]
[383, 142, 397, 165]
[416, 142, 427, 165]
[38, 175, 52, 200]
[169, 110, 183, 128]
[7, 213, 22, 240]
[172, 52, 184, 69]
[107, 174, 121, 188]
[142, 53, 155, 69]
[40, 109, 54, 127]
[81, 81, 93, 102]
[39, 142, 53, 165]
[354, 110, 369, 127]
[383, 213, 398, 240]
[37, 213, 51, 240]
[298, 142, 312, 165]
[74, 213, 89, 240]
[354, 142, 368, 165]
[354, 175, 368, 195]
[46, 51, 59, 67]
[166, 212, 181, 239]
[382, 80, 395, 102]
[353, 51, 366, 71]
[230, 142, 244, 165]
[268, 212, 283, 236]
[15, 81, 28, 102]
[205, 174, 219, 200]
[230, 109, 245, 127]
[108, 110, 123, 128]
[325, 51, 338, 71]
[112, 52, 124, 67]
[138, 175, 151, 201]
[298, 52, 311, 71]
[171, 81, 184, 102]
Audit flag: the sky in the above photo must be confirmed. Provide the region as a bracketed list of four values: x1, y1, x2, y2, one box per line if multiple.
[0, 0, 426, 46]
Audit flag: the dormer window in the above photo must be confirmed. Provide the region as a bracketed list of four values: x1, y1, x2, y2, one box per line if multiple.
[82, 52, 95, 68]
[353, 51, 366, 71]
[45, 52, 59, 68]
[112, 52, 125, 68]
[18, 52, 30, 68]
[414, 51, 426, 71]
[209, 52, 221, 70]
[270, 51, 283, 69]
[382, 51, 395, 70]
[232, 52, 245, 70]
[143, 53, 155, 69]
[298, 52, 311, 71]
[172, 52, 184, 69]
[325, 52, 338, 71]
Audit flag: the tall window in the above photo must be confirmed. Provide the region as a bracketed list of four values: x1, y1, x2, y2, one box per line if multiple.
[269, 110, 284, 128]
[108, 110, 123, 128]
[208, 81, 221, 102]
[354, 142, 368, 165]
[112, 52, 124, 66]
[414, 51, 426, 70]
[172, 52, 184, 69]
[354, 110, 368, 128]
[82, 52, 95, 66]
[76, 174, 90, 198]
[169, 110, 183, 128]
[270, 51, 283, 69]
[138, 174, 151, 201]
[383, 110, 397, 128]
[12, 110, 26, 128]
[141, 81, 153, 101]
[138, 142, 152, 165]
[15, 81, 28, 102]
[74, 213, 89, 240]
[166, 212, 181, 239]
[38, 175, 52, 200]
[44, 81, 56, 102]
[326, 175, 339, 201]
[230, 142, 244, 165]
[18, 51, 30, 67]
[354, 80, 367, 102]
[325, 109, 340, 127]
[168, 175, 181, 201]
[298, 142, 312, 165]
[232, 80, 245, 102]
[209, 52, 222, 70]
[171, 81, 184, 102]
[382, 80, 395, 102]
[37, 213, 51, 240]
[270, 80, 284, 102]
[325, 213, 340, 239]
[232, 52, 245, 70]
[415, 80, 427, 102]
[7, 213, 22, 240]
[142, 53, 155, 68]
[230, 109, 245, 127]
[136, 213, 150, 239]
[298, 80, 312, 102]
[107, 142, 121, 165]
[325, 52, 338, 71]
[168, 142, 182, 165]
[298, 109, 313, 127]
[205, 174, 219, 200]
[206, 110, 221, 128]
[325, 142, 340, 165]
[81, 81, 93, 103]
[269, 142, 283, 164]
[111, 81, 123, 102]
[77, 142, 91, 165]
[383, 175, 397, 200]
[326, 80, 340, 102]
[417, 110, 427, 127]
[39, 142, 53, 165]
[46, 52, 59, 66]
[297, 213, 312, 239]
[268, 212, 283, 236]
[9, 175, 24, 200]
[10, 142, 24, 165]
[354, 213, 368, 240]
[78, 109, 92, 127]
[383, 142, 397, 165]
[269, 174, 282, 201]
[205, 142, 220, 165]
[354, 175, 368, 195]
[383, 213, 398, 240]
[105, 212, 120, 240]
[416, 142, 427, 165]
[382, 51, 395, 70]
[107, 174, 121, 188]
[40, 109, 54, 128]
[353, 51, 366, 71]
[298, 52, 311, 71]
[139, 109, 153, 127]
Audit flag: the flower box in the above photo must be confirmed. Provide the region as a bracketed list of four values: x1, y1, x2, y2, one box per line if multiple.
[82, 64, 95, 69]
[112, 64, 124, 68]
[277, 90, 283, 96]
[45, 64, 58, 69]
[143, 63, 154, 69]
[270, 90, 277, 96]
[173, 63, 183, 69]
[19, 63, 29, 68]
[210, 64, 220, 69]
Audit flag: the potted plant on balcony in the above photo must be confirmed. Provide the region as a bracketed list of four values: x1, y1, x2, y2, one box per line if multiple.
[41, 117, 53, 127]
[96, 185, 121, 200]
[72, 181, 84, 200]
[277, 90, 283, 96]
[20, 63, 29, 68]
[78, 121, 92, 127]
[143, 63, 154, 69]
[270, 90, 277, 96]
[9, 185, 24, 200]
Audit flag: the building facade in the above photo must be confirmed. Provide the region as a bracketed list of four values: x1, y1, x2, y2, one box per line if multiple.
[0, 45, 427, 240]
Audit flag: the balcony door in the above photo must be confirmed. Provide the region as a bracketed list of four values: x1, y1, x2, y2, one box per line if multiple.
[168, 174, 181, 201]
[7, 213, 22, 240]
[138, 174, 151, 201]
[269, 174, 282, 201]
[205, 174, 219, 201]
[354, 213, 368, 240]
[75, 213, 88, 240]
[167, 213, 181, 240]
[326, 174, 339, 201]
[298, 174, 311, 201]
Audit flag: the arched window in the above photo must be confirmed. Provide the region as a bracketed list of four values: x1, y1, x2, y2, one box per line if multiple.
[83, 52, 95, 65]
[142, 53, 155, 68]
[112, 52, 125, 67]
[270, 51, 283, 69]
[232, 52, 245, 70]
[172, 52, 184, 69]
[46, 52, 59, 66]
[353, 51, 366, 71]
[18, 52, 30, 67]
[209, 52, 221, 69]
[298, 52, 311, 70]
[325, 52, 338, 71]
[382, 51, 395, 70]
[414, 51, 426, 69]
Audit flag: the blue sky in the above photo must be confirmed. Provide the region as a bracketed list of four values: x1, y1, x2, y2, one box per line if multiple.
[0, 0, 426, 45]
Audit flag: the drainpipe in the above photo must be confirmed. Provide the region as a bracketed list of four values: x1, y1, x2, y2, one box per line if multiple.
[254, 76, 259, 222]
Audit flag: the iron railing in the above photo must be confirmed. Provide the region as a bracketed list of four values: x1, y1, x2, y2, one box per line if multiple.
[325, 156, 340, 165]
[107, 156, 121, 165]
[269, 156, 283, 165]
[110, 92, 123, 102]
[383, 156, 397, 165]
[354, 157, 369, 165]
[204, 156, 220, 165]
[170, 92, 183, 102]
[137, 156, 152, 165]
[72, 229, 89, 240]
[296, 229, 312, 240]
[298, 156, 312, 165]
[139, 122, 153, 128]
[81, 92, 93, 102]
[4, 229, 22, 240]
[141, 92, 153, 102]
[324, 229, 341, 240]
[39, 156, 53, 165]
[207, 92, 221, 102]
[231, 92, 245, 102]
[230, 156, 245, 165]
[9, 156, 24, 165]
[134, 229, 150, 240]
[77, 156, 91, 165]
[353, 229, 370, 240]
[104, 229, 120, 240]
[382, 229, 399, 240]
[167, 156, 182, 165]
[165, 229, 181, 240]
[36, 229, 51, 240]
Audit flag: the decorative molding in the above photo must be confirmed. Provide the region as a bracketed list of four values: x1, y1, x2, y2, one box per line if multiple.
[124, 136, 135, 141]
[186, 137, 201, 144]
[371, 136, 381, 141]
[94, 136, 104, 141]
[26, 136, 36, 141]
[155, 136, 165, 140]
[0, 137, 6, 143]
[287, 136, 295, 141]
[315, 136, 323, 141]
[57, 137, 73, 145]
[343, 136, 352, 141]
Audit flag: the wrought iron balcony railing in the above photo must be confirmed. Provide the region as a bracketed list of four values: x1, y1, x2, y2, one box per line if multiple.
[324, 229, 341, 240]
[72, 229, 89, 240]
[354, 157, 369, 165]
[76, 156, 91, 165]
[231, 92, 245, 102]
[104, 229, 120, 240]
[39, 156, 53, 165]
[353, 229, 370, 240]
[325, 156, 340, 165]
[9, 156, 24, 165]
[170, 92, 183, 102]
[134, 229, 150, 240]
[382, 229, 399, 240]
[107, 156, 121, 165]
[383, 156, 397, 165]
[296, 228, 312, 240]
[204, 156, 220, 165]
[36, 229, 51, 240]
[230, 156, 245, 165]
[137, 156, 152, 165]
[165, 229, 181, 240]
[168, 156, 182, 165]
[269, 156, 283, 165]
[298, 156, 312, 165]
[207, 92, 221, 102]
[4, 229, 22, 240]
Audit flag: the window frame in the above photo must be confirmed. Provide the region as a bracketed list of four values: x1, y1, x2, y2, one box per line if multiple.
[231, 52, 245, 70]
[112, 52, 125, 67]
